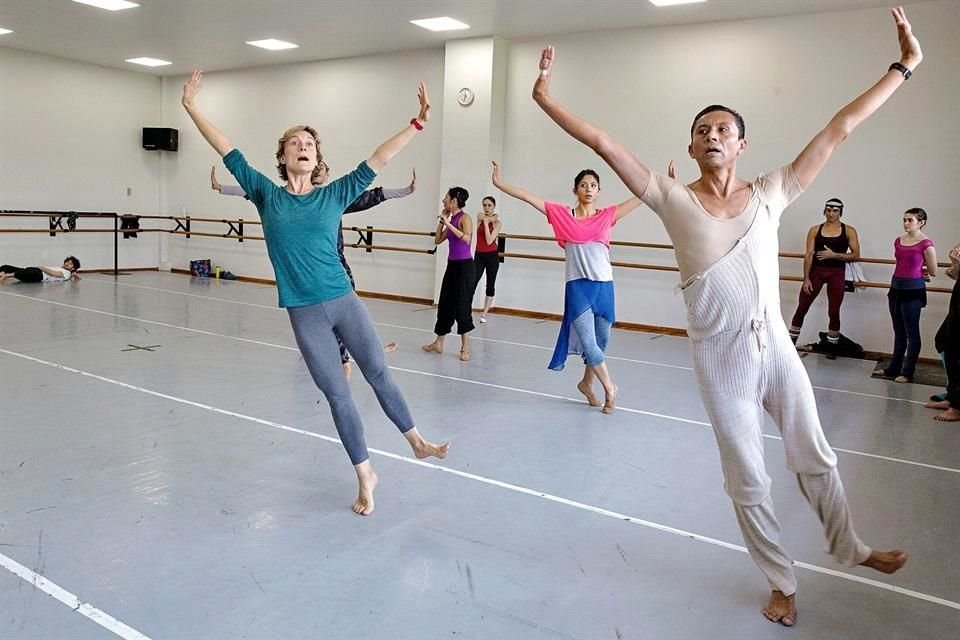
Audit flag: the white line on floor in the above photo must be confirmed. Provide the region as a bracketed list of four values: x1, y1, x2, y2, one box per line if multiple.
[2, 290, 954, 475]
[2, 346, 957, 613]
[0, 551, 152, 640]
[76, 279, 930, 402]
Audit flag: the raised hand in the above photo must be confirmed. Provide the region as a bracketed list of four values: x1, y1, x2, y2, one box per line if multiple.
[950, 243, 960, 265]
[491, 160, 502, 187]
[892, 6, 922, 68]
[539, 46, 554, 76]
[182, 69, 203, 109]
[210, 165, 221, 192]
[416, 82, 431, 123]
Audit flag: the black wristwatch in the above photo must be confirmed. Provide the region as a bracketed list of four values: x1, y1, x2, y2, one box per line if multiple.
[888, 62, 912, 80]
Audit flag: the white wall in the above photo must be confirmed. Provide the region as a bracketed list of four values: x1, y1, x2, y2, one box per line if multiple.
[495, 0, 959, 356]
[1, 1, 957, 357]
[159, 47, 444, 300]
[0, 47, 163, 270]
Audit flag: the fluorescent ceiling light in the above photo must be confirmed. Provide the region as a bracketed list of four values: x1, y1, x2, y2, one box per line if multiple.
[649, 0, 706, 6]
[0, 28, 13, 35]
[410, 17, 470, 32]
[246, 39, 299, 51]
[126, 57, 172, 67]
[72, 0, 140, 10]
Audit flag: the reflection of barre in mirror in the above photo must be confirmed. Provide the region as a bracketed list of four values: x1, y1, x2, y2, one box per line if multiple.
[181, 69, 449, 517]
[531, 5, 920, 628]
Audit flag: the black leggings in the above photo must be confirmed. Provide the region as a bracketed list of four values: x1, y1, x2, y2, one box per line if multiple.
[0, 265, 43, 282]
[472, 251, 500, 298]
[435, 259, 475, 336]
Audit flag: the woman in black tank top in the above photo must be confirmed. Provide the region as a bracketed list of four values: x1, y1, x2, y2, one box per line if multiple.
[814, 223, 850, 269]
[789, 198, 860, 355]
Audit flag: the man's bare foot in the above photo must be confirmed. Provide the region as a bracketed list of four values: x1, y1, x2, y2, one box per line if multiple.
[601, 384, 618, 415]
[894, 375, 911, 383]
[383, 341, 398, 353]
[404, 428, 451, 460]
[762, 590, 797, 627]
[925, 399, 950, 409]
[353, 468, 378, 516]
[342, 361, 352, 381]
[934, 407, 960, 422]
[577, 381, 601, 407]
[860, 549, 908, 573]
[421, 341, 442, 354]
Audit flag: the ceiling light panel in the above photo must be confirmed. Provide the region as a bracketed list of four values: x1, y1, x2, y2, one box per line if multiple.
[126, 57, 172, 67]
[410, 17, 470, 32]
[72, 0, 140, 10]
[246, 39, 299, 51]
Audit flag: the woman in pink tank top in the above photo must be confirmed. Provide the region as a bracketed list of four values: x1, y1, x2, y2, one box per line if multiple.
[883, 207, 937, 382]
[422, 187, 476, 361]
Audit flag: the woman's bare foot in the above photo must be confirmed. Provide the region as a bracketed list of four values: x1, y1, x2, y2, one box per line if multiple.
[342, 361, 353, 381]
[404, 427, 451, 460]
[601, 384, 618, 414]
[383, 341, 398, 353]
[459, 349, 470, 362]
[894, 375, 911, 383]
[934, 407, 960, 422]
[421, 341, 442, 354]
[762, 590, 797, 627]
[925, 399, 950, 409]
[353, 464, 379, 516]
[860, 549, 908, 573]
[577, 381, 601, 407]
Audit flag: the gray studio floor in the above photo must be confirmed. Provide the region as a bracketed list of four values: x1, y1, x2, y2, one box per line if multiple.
[1, 272, 957, 640]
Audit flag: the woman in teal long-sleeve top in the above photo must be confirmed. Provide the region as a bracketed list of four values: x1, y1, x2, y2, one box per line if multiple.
[181, 70, 449, 516]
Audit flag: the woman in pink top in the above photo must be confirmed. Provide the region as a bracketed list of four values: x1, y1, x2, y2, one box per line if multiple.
[883, 207, 937, 382]
[492, 161, 641, 413]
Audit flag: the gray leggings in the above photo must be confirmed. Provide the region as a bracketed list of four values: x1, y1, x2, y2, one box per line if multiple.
[572, 309, 612, 366]
[288, 292, 415, 465]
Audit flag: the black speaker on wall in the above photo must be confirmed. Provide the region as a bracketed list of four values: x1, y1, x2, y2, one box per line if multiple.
[142, 127, 179, 151]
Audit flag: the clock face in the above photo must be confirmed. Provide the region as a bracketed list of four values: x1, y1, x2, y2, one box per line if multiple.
[457, 87, 474, 106]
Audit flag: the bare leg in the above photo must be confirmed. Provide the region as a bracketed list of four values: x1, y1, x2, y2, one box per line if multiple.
[422, 335, 444, 353]
[403, 427, 451, 459]
[577, 366, 601, 407]
[591, 362, 618, 414]
[459, 334, 470, 361]
[353, 460, 379, 516]
[480, 296, 494, 321]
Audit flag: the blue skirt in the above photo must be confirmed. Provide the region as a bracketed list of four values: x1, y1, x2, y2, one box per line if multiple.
[548, 279, 615, 371]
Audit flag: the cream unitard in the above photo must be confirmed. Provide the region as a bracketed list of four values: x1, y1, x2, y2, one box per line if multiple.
[645, 167, 871, 595]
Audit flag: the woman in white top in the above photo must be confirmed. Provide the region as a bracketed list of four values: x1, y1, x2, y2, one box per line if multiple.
[0, 256, 80, 283]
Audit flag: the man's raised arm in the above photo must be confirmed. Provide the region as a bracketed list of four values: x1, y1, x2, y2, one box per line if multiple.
[532, 46, 652, 199]
[791, 6, 922, 189]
